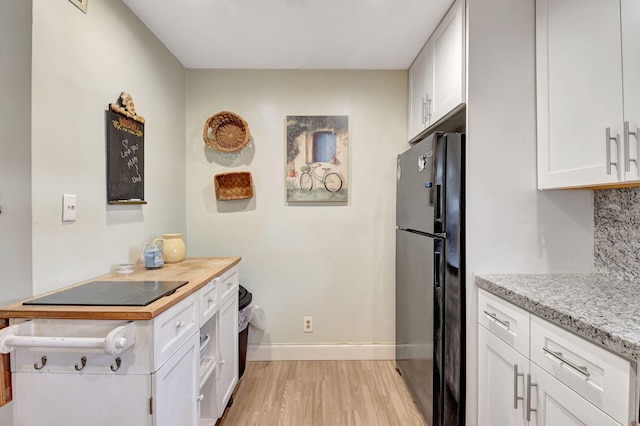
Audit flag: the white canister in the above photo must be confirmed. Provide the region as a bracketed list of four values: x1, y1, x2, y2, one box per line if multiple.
[153, 233, 186, 263]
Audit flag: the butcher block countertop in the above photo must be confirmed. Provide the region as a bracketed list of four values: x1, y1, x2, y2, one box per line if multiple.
[0, 257, 241, 321]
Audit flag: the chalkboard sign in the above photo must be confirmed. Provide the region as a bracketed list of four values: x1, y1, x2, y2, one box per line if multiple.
[106, 109, 145, 203]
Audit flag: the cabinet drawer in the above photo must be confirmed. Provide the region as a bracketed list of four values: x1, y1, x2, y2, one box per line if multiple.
[478, 289, 530, 357]
[199, 278, 219, 325]
[219, 266, 239, 306]
[530, 315, 634, 425]
[153, 294, 197, 370]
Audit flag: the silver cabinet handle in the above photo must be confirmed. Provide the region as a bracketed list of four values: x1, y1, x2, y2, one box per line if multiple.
[175, 320, 184, 328]
[624, 121, 639, 172]
[606, 127, 619, 175]
[426, 96, 432, 122]
[421, 96, 427, 125]
[513, 364, 524, 409]
[542, 347, 590, 377]
[483, 310, 510, 328]
[526, 373, 537, 421]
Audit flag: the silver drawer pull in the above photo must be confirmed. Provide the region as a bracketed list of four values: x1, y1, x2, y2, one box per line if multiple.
[176, 320, 185, 328]
[207, 297, 214, 304]
[513, 364, 524, 409]
[483, 310, 510, 328]
[542, 347, 590, 377]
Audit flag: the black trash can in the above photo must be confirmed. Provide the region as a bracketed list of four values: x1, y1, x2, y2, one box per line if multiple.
[238, 285, 252, 378]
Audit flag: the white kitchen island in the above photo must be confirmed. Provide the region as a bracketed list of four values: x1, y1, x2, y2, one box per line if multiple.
[0, 257, 240, 426]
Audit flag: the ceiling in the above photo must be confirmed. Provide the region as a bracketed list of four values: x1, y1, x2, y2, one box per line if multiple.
[122, 0, 453, 70]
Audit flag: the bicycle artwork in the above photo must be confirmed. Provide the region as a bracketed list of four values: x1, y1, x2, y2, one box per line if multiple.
[286, 115, 349, 202]
[299, 162, 343, 193]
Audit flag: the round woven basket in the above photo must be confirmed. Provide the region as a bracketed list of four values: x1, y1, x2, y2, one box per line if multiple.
[203, 111, 250, 152]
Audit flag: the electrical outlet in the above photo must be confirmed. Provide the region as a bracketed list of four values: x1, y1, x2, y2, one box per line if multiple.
[303, 316, 313, 333]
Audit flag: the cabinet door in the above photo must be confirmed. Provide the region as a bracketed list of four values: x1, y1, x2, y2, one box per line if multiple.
[14, 372, 151, 426]
[217, 296, 238, 417]
[429, 0, 465, 125]
[622, 0, 640, 182]
[153, 332, 199, 426]
[408, 42, 432, 141]
[528, 363, 620, 426]
[478, 325, 529, 426]
[536, 0, 624, 189]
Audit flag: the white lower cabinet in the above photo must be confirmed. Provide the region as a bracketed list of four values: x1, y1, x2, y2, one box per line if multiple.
[153, 332, 199, 426]
[7, 265, 240, 426]
[478, 325, 529, 425]
[477, 289, 636, 426]
[530, 363, 620, 426]
[198, 265, 239, 423]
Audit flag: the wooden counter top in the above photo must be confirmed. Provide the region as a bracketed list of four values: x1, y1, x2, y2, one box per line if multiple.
[0, 257, 241, 321]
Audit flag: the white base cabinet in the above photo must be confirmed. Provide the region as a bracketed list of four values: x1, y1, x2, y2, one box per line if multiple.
[478, 289, 637, 426]
[6, 265, 240, 426]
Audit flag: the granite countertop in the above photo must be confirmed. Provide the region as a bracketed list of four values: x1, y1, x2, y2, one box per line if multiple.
[476, 273, 640, 361]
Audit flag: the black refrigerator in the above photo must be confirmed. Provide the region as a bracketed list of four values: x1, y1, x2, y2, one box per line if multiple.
[395, 132, 465, 426]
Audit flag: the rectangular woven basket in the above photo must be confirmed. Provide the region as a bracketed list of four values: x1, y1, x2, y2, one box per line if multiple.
[214, 171, 254, 200]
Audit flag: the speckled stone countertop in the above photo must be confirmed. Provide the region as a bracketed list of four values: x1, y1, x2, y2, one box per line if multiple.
[476, 273, 640, 361]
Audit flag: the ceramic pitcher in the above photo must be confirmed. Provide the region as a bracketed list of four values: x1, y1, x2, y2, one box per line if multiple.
[153, 233, 186, 263]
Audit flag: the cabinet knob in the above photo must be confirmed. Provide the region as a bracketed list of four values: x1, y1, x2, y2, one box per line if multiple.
[208, 297, 214, 304]
[175, 320, 184, 328]
[220, 359, 226, 365]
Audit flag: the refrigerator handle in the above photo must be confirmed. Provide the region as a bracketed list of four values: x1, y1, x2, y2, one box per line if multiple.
[434, 184, 443, 234]
[434, 242, 442, 289]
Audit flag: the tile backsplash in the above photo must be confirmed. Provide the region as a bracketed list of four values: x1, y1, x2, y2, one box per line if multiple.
[594, 188, 640, 281]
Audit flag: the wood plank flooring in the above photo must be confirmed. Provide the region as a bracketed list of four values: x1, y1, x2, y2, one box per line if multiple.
[218, 360, 425, 426]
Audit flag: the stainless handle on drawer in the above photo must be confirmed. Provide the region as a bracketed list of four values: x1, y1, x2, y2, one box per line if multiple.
[483, 310, 510, 328]
[176, 320, 184, 328]
[606, 127, 619, 175]
[625, 121, 639, 172]
[207, 297, 214, 304]
[513, 364, 524, 409]
[542, 347, 590, 377]
[526, 373, 537, 421]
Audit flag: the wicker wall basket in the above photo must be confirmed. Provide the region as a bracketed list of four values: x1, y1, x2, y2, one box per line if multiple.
[214, 171, 254, 200]
[203, 111, 250, 152]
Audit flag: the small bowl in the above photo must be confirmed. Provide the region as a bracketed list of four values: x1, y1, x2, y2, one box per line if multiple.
[116, 263, 135, 274]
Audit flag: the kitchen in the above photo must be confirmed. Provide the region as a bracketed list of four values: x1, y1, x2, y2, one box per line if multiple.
[0, 0, 631, 425]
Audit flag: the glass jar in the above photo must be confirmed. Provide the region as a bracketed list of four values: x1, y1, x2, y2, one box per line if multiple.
[143, 242, 164, 269]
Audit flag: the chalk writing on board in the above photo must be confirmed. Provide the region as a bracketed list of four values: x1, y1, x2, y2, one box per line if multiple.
[106, 109, 145, 203]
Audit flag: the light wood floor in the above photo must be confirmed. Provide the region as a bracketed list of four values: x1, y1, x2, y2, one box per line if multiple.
[218, 360, 425, 426]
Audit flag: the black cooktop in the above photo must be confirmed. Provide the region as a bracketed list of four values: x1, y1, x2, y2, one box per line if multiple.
[23, 280, 189, 307]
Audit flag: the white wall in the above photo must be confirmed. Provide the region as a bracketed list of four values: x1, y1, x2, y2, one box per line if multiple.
[0, 1, 32, 422]
[30, 0, 187, 294]
[465, 0, 594, 424]
[186, 70, 407, 359]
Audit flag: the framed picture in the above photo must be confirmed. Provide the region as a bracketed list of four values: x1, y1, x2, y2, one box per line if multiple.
[286, 115, 348, 202]
[68, 0, 88, 14]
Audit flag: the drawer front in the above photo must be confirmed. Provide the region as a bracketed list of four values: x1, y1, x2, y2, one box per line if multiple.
[530, 315, 634, 425]
[199, 278, 219, 325]
[219, 266, 239, 306]
[478, 289, 530, 357]
[153, 294, 197, 370]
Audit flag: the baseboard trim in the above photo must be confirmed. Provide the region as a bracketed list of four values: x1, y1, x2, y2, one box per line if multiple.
[247, 344, 395, 361]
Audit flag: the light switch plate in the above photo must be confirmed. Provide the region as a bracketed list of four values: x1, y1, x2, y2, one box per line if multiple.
[62, 194, 77, 222]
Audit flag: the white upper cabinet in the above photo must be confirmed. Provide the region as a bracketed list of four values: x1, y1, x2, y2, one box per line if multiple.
[536, 0, 640, 189]
[622, 0, 640, 182]
[408, 0, 465, 142]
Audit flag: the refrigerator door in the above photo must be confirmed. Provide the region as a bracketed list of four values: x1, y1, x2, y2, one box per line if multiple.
[396, 229, 435, 425]
[396, 133, 438, 234]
